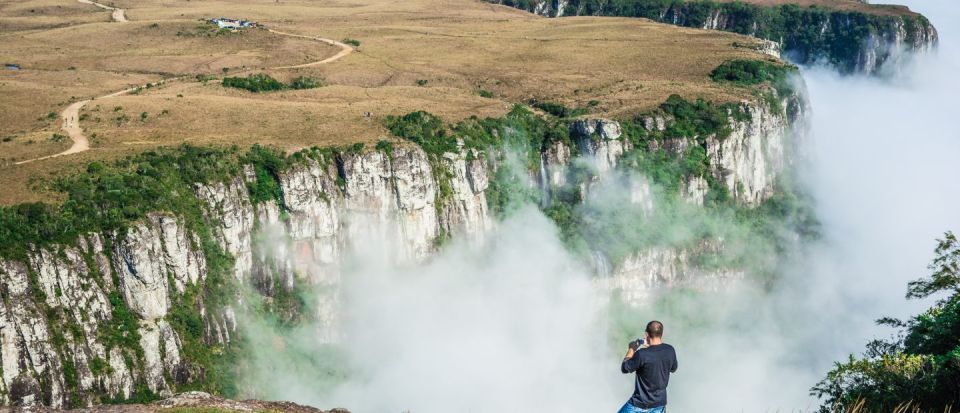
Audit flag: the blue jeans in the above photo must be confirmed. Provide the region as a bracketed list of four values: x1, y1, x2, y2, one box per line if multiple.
[617, 402, 665, 413]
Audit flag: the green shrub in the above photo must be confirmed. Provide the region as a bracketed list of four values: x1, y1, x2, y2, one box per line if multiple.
[532, 101, 588, 118]
[384, 111, 456, 155]
[242, 144, 286, 205]
[223, 74, 324, 92]
[375, 139, 395, 154]
[710, 59, 788, 85]
[342, 38, 361, 47]
[222, 73, 286, 93]
[656, 94, 738, 141]
[195, 74, 216, 83]
[478, 89, 495, 98]
[289, 76, 324, 90]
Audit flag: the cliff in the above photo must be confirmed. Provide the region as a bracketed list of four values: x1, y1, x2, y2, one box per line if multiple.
[490, 0, 938, 74]
[0, 71, 808, 407]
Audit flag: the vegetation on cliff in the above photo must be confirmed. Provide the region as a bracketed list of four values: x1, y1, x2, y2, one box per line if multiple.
[0, 74, 805, 404]
[384, 71, 813, 272]
[495, 0, 935, 73]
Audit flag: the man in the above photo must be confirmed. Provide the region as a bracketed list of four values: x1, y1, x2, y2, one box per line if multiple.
[618, 320, 678, 413]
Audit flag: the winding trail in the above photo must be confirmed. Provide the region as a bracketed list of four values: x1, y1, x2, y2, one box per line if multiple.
[15, 2, 353, 165]
[268, 29, 354, 69]
[77, 0, 126, 22]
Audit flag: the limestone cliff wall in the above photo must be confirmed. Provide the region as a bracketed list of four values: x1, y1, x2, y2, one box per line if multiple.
[0, 89, 803, 406]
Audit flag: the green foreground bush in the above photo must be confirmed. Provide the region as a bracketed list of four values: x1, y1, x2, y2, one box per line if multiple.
[814, 233, 960, 412]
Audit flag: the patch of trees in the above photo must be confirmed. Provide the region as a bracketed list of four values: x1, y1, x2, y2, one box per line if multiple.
[531, 101, 589, 118]
[710, 59, 792, 86]
[814, 232, 960, 412]
[222, 74, 324, 92]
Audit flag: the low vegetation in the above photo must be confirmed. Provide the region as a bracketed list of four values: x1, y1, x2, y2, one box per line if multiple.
[222, 74, 324, 93]
[222, 74, 287, 92]
[710, 59, 793, 86]
[289, 76, 324, 90]
[531, 101, 589, 118]
[383, 87, 811, 266]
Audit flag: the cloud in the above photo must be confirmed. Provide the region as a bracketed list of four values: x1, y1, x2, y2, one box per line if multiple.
[236, 3, 960, 410]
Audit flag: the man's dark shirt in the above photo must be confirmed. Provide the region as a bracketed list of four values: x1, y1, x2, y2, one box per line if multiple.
[621, 343, 678, 408]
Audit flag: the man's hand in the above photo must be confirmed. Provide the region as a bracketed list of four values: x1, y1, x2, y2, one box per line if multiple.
[624, 339, 640, 360]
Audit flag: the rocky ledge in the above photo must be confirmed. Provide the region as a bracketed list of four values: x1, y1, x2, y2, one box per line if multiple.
[23, 391, 348, 413]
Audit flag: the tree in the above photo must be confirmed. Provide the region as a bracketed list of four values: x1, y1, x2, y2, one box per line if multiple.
[813, 232, 960, 412]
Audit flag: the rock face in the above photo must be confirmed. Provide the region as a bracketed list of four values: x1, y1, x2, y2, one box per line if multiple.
[31, 391, 349, 413]
[488, 0, 938, 75]
[705, 100, 790, 206]
[0, 220, 196, 407]
[0, 88, 803, 406]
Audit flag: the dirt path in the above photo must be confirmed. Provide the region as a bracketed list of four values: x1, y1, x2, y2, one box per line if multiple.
[77, 0, 127, 22]
[268, 29, 354, 69]
[15, 5, 353, 165]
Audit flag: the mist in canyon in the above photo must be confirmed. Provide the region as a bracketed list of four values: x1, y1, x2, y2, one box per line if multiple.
[237, 2, 960, 411]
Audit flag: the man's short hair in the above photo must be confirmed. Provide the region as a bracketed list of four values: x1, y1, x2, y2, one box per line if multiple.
[646, 320, 664, 338]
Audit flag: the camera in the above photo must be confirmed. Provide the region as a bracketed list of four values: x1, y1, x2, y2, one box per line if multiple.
[630, 338, 645, 350]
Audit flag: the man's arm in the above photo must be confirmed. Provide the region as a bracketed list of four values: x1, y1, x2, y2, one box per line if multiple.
[621, 346, 641, 374]
[670, 351, 678, 373]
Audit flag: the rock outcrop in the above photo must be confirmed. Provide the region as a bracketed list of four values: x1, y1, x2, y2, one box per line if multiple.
[28, 391, 349, 413]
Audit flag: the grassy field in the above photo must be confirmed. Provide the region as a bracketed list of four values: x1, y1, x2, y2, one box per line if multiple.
[0, 0, 782, 205]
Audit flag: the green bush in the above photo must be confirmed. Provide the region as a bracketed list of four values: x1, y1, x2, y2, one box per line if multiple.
[384, 111, 456, 155]
[375, 139, 395, 154]
[289, 76, 323, 90]
[223, 74, 324, 92]
[710, 59, 790, 85]
[532, 101, 588, 118]
[342, 38, 361, 47]
[242, 144, 286, 205]
[655, 94, 740, 141]
[222, 73, 286, 93]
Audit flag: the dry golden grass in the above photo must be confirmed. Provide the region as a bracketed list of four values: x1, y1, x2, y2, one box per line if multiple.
[839, 399, 956, 413]
[0, 0, 107, 31]
[0, 0, 781, 205]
